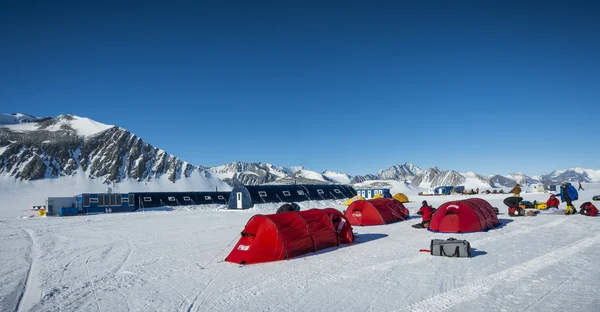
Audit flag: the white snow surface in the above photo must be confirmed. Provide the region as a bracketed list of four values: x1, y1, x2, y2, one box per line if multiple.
[462, 177, 494, 190]
[0, 113, 40, 125]
[1, 114, 113, 136]
[322, 170, 351, 184]
[49, 115, 113, 136]
[1, 181, 600, 311]
[292, 169, 329, 182]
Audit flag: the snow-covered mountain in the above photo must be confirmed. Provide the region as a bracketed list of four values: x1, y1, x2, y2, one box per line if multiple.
[0, 113, 43, 125]
[207, 162, 290, 186]
[377, 162, 422, 181]
[322, 170, 352, 184]
[0, 114, 227, 190]
[411, 166, 443, 187]
[351, 162, 421, 183]
[350, 174, 380, 184]
[488, 174, 519, 187]
[1, 113, 598, 190]
[541, 168, 600, 184]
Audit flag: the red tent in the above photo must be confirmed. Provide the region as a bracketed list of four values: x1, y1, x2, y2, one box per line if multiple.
[226, 208, 353, 265]
[345, 198, 409, 226]
[322, 208, 354, 244]
[428, 198, 499, 233]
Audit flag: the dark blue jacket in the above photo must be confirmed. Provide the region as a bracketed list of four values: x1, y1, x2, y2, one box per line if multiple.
[557, 183, 579, 202]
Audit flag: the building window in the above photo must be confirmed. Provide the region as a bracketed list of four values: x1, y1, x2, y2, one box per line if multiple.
[259, 191, 267, 197]
[218, 195, 225, 200]
[168, 197, 176, 201]
[98, 195, 105, 206]
[334, 189, 341, 194]
[205, 196, 212, 200]
[283, 191, 290, 196]
[144, 197, 152, 202]
[183, 196, 191, 201]
[317, 189, 324, 194]
[297, 190, 305, 195]
[115, 195, 122, 206]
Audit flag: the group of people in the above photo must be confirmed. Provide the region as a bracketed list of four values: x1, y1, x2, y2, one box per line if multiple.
[412, 181, 596, 226]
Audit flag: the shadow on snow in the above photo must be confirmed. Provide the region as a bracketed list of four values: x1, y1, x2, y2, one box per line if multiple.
[292, 233, 389, 260]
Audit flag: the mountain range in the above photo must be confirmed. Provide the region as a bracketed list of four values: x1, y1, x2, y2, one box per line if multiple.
[1, 113, 598, 190]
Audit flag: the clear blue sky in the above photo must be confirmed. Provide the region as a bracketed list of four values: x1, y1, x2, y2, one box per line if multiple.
[1, 1, 598, 176]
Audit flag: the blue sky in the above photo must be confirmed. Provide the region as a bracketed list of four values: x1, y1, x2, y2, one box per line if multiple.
[1, 1, 598, 176]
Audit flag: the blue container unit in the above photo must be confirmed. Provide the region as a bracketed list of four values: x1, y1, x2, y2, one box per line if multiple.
[355, 188, 392, 199]
[57, 207, 79, 216]
[76, 193, 136, 214]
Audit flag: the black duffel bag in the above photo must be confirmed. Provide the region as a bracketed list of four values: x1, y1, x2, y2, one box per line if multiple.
[430, 238, 471, 258]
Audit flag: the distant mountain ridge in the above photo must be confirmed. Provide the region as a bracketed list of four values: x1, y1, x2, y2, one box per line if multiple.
[1, 113, 597, 189]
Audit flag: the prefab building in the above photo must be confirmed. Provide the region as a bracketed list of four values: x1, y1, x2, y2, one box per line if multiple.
[355, 188, 392, 199]
[76, 193, 136, 214]
[131, 191, 230, 209]
[228, 184, 357, 209]
[45, 197, 77, 215]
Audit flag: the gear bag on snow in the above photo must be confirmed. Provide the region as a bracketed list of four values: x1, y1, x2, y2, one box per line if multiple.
[579, 202, 598, 216]
[430, 238, 471, 258]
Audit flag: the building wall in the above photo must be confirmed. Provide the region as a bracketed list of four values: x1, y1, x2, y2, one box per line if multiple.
[45, 197, 77, 215]
[78, 193, 135, 214]
[356, 189, 391, 199]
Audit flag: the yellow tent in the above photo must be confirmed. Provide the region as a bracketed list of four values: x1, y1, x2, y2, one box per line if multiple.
[372, 193, 383, 199]
[344, 195, 365, 206]
[393, 193, 409, 203]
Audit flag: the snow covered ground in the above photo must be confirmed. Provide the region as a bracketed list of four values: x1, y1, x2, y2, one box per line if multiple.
[1, 184, 600, 311]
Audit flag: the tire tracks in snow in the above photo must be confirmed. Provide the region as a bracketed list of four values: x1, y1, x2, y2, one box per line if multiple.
[85, 256, 102, 312]
[38, 231, 133, 311]
[14, 226, 34, 312]
[1, 222, 41, 312]
[118, 270, 189, 310]
[397, 233, 600, 312]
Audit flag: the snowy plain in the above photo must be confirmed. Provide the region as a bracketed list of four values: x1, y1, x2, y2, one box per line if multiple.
[1, 181, 600, 312]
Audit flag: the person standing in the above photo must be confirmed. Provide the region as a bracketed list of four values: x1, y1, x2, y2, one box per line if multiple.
[578, 182, 585, 191]
[558, 183, 577, 214]
[511, 184, 522, 197]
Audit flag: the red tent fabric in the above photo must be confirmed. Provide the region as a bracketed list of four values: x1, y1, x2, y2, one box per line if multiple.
[322, 208, 354, 244]
[428, 198, 499, 233]
[226, 208, 349, 265]
[345, 198, 409, 226]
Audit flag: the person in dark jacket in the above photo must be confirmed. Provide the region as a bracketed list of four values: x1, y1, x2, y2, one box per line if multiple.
[413, 200, 435, 228]
[558, 183, 576, 214]
[578, 182, 585, 191]
[276, 202, 300, 214]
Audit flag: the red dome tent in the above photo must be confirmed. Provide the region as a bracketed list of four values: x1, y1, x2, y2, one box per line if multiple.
[345, 198, 409, 226]
[226, 208, 354, 265]
[428, 198, 499, 233]
[323, 208, 354, 244]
